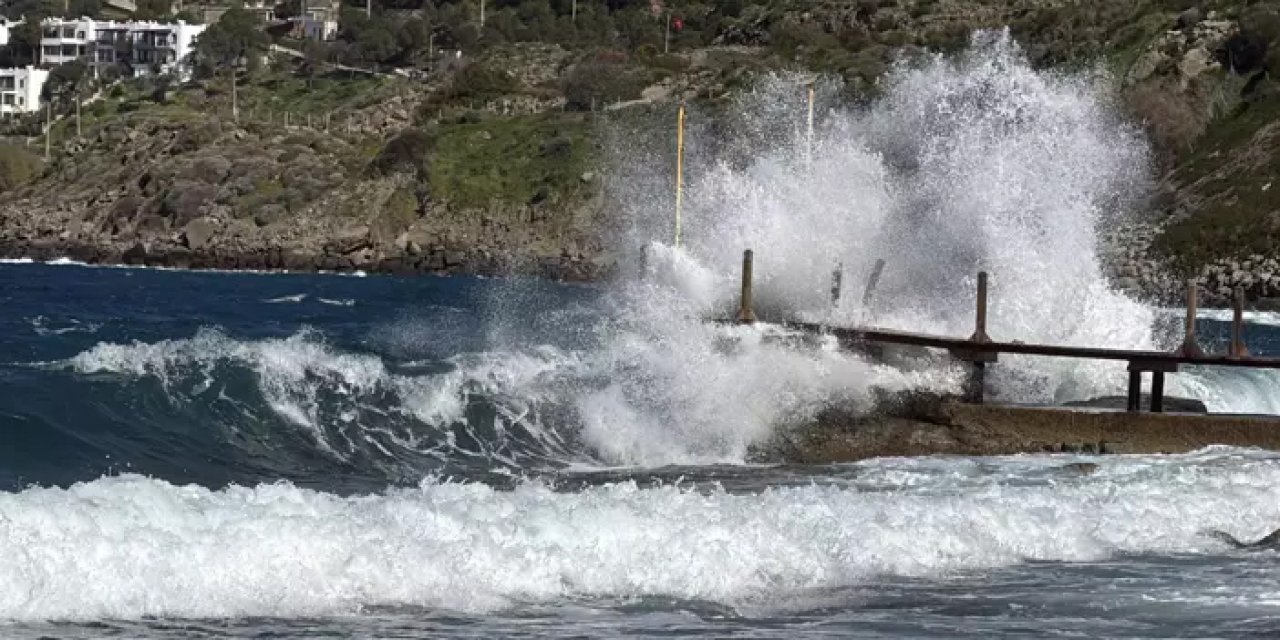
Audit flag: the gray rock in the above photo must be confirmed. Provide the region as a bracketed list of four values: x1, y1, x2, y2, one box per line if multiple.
[1177, 7, 1203, 29]
[182, 217, 219, 251]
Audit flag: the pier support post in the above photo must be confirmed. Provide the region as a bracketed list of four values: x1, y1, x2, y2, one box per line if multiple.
[1178, 279, 1204, 357]
[1127, 370, 1142, 412]
[966, 362, 986, 404]
[862, 258, 886, 308]
[831, 263, 843, 308]
[1231, 287, 1249, 358]
[970, 271, 991, 343]
[736, 249, 757, 324]
[1151, 371, 1165, 413]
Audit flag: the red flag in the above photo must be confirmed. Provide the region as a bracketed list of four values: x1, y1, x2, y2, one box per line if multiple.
[672, 17, 684, 31]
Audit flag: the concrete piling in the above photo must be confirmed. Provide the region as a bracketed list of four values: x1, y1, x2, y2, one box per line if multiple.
[736, 249, 757, 324]
[1179, 279, 1204, 357]
[861, 258, 885, 308]
[830, 263, 843, 308]
[1232, 287, 1249, 358]
[970, 271, 991, 343]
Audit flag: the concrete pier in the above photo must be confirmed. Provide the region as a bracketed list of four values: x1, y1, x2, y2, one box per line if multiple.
[766, 401, 1280, 463]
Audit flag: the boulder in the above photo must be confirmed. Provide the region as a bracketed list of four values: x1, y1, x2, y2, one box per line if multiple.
[182, 217, 219, 251]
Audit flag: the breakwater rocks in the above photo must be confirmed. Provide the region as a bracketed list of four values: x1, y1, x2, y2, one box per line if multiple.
[1099, 222, 1280, 308]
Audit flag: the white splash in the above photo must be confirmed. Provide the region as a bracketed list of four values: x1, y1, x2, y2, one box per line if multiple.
[1, 449, 1279, 621]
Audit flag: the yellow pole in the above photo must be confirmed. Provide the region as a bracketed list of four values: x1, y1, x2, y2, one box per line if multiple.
[675, 102, 685, 248]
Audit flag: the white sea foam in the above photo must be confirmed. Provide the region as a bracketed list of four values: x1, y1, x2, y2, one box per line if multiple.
[265, 293, 309, 303]
[27, 315, 101, 336]
[1, 449, 1279, 621]
[1193, 308, 1280, 327]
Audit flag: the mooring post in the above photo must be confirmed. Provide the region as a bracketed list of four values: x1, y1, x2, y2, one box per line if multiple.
[736, 249, 758, 324]
[970, 271, 991, 343]
[1150, 370, 1165, 413]
[1127, 369, 1142, 412]
[830, 262, 843, 308]
[862, 258, 885, 308]
[638, 244, 648, 277]
[1231, 287, 1249, 358]
[1179, 279, 1204, 357]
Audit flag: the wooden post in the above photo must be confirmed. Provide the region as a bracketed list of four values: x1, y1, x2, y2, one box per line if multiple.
[74, 93, 80, 138]
[736, 249, 757, 324]
[862, 258, 885, 307]
[638, 244, 648, 276]
[284, 111, 290, 127]
[674, 102, 685, 247]
[1231, 287, 1249, 358]
[970, 271, 991, 343]
[1150, 370, 1165, 413]
[325, 112, 331, 131]
[830, 262, 843, 308]
[1179, 279, 1204, 357]
[307, 113, 312, 128]
[1127, 369, 1141, 412]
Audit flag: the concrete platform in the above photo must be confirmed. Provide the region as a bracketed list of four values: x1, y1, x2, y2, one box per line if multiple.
[766, 401, 1280, 463]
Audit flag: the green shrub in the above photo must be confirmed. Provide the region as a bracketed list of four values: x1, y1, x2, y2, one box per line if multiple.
[0, 144, 42, 193]
[442, 63, 518, 104]
[372, 128, 431, 176]
[563, 60, 649, 111]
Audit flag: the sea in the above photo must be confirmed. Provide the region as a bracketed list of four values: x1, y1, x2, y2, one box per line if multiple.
[6, 32, 1280, 638]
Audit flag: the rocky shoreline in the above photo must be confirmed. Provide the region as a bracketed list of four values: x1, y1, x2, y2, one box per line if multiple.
[1100, 221, 1280, 309]
[0, 236, 614, 281]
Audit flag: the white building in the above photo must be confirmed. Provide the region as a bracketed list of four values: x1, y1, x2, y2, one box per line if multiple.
[0, 18, 15, 47]
[38, 18, 206, 79]
[0, 66, 49, 114]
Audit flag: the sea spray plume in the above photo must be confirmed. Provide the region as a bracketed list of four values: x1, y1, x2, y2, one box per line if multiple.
[566, 244, 962, 465]
[604, 31, 1168, 406]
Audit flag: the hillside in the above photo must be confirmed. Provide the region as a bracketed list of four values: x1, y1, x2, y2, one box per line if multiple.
[0, 0, 1276, 292]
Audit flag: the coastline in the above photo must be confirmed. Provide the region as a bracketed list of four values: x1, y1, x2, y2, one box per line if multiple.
[0, 238, 614, 281]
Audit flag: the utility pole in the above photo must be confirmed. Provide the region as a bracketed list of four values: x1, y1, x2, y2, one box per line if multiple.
[44, 100, 51, 162]
[365, 0, 371, 18]
[664, 12, 671, 54]
[230, 67, 238, 123]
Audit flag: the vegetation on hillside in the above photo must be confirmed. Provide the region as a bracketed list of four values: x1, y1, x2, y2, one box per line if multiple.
[5, 0, 1280, 282]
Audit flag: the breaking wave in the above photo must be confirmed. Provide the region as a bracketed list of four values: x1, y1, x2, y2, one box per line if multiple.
[2, 448, 1279, 621]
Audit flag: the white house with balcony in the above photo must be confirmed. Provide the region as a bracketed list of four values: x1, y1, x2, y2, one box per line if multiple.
[38, 18, 206, 79]
[0, 66, 49, 114]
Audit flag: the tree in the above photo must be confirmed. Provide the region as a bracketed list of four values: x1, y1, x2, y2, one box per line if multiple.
[301, 39, 326, 87]
[12, 15, 43, 66]
[42, 60, 88, 107]
[135, 0, 173, 20]
[194, 5, 269, 76]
